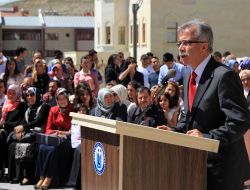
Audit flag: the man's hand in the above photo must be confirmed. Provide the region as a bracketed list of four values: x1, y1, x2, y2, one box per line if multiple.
[157, 125, 174, 131]
[186, 129, 203, 137]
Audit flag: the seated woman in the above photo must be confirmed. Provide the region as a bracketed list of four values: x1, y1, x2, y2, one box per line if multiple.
[91, 88, 127, 121]
[0, 84, 27, 180]
[8, 87, 50, 185]
[73, 82, 96, 112]
[35, 88, 73, 190]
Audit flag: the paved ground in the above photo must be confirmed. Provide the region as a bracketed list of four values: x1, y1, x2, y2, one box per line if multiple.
[0, 182, 75, 190]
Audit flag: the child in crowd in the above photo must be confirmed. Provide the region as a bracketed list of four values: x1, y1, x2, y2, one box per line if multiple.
[158, 93, 179, 127]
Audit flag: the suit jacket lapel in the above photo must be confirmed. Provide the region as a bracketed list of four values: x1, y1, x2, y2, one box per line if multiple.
[190, 57, 216, 116]
[183, 70, 191, 114]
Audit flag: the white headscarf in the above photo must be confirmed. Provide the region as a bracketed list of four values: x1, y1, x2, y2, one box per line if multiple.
[111, 84, 131, 107]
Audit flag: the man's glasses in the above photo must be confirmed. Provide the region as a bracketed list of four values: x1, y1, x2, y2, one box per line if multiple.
[176, 40, 207, 48]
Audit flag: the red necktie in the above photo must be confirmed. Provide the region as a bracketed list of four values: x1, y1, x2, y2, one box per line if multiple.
[188, 71, 197, 111]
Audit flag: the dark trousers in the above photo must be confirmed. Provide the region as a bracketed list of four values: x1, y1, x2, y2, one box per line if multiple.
[67, 145, 81, 187]
[35, 140, 73, 186]
[35, 144, 55, 177]
[0, 129, 7, 172]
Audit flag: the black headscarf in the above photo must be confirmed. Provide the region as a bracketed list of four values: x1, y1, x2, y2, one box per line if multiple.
[25, 87, 42, 123]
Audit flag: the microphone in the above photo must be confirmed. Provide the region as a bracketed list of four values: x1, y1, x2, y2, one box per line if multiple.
[161, 69, 176, 86]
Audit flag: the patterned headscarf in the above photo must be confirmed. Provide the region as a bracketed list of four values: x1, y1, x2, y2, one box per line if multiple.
[240, 59, 250, 70]
[96, 88, 114, 113]
[26, 87, 41, 108]
[0, 84, 21, 123]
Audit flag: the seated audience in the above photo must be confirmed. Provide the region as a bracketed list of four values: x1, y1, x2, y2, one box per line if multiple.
[8, 87, 50, 185]
[73, 82, 96, 113]
[118, 57, 144, 87]
[104, 54, 121, 84]
[91, 88, 127, 121]
[74, 55, 99, 96]
[0, 58, 24, 90]
[35, 88, 73, 189]
[111, 84, 131, 108]
[32, 58, 50, 95]
[0, 84, 27, 180]
[158, 93, 179, 127]
[127, 86, 165, 127]
[42, 80, 60, 107]
[51, 64, 73, 94]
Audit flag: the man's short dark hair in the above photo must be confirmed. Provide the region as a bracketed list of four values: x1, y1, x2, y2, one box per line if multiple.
[146, 52, 154, 57]
[140, 54, 149, 61]
[213, 51, 222, 58]
[54, 50, 63, 59]
[88, 49, 97, 56]
[16, 46, 26, 56]
[222, 51, 231, 58]
[163, 53, 174, 62]
[49, 80, 61, 88]
[136, 86, 151, 95]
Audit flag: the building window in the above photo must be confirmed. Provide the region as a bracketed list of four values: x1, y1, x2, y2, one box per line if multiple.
[142, 23, 146, 43]
[118, 26, 125, 45]
[3, 29, 41, 40]
[46, 33, 59, 40]
[76, 29, 94, 40]
[45, 50, 56, 57]
[97, 27, 100, 45]
[167, 22, 177, 43]
[105, 26, 111, 44]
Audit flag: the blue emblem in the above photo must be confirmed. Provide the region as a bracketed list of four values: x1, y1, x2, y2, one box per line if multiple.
[93, 142, 105, 175]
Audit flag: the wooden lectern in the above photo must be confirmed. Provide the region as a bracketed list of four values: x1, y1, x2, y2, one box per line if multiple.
[70, 113, 219, 190]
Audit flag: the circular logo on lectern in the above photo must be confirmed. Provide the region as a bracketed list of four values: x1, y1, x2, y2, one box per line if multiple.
[93, 142, 106, 175]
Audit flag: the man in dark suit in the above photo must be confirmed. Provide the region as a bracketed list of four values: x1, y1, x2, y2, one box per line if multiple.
[127, 86, 165, 128]
[159, 19, 250, 190]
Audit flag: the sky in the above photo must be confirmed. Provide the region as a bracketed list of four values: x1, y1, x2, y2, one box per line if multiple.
[0, 0, 21, 6]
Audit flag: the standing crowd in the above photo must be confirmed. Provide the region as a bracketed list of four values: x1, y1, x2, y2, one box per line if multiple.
[0, 20, 249, 190]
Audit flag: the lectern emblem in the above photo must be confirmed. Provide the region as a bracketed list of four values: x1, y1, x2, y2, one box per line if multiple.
[93, 142, 106, 175]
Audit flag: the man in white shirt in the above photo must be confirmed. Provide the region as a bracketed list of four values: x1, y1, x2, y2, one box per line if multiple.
[137, 54, 154, 88]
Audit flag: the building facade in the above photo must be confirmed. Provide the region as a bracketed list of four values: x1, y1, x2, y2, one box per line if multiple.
[95, 0, 250, 60]
[0, 10, 94, 59]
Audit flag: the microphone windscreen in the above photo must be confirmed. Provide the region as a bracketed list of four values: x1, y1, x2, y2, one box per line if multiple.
[161, 69, 176, 85]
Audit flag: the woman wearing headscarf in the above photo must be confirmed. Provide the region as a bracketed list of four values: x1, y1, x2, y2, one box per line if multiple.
[111, 84, 131, 108]
[35, 88, 73, 190]
[0, 84, 27, 180]
[91, 88, 127, 121]
[7, 87, 50, 185]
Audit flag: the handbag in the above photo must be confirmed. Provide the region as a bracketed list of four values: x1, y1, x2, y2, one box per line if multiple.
[15, 142, 36, 161]
[36, 133, 67, 146]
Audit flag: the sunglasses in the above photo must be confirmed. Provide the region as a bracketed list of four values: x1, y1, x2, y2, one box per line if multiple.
[26, 93, 35, 97]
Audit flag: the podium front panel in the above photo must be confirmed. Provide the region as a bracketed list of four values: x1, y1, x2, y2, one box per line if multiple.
[122, 136, 207, 190]
[81, 127, 120, 190]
